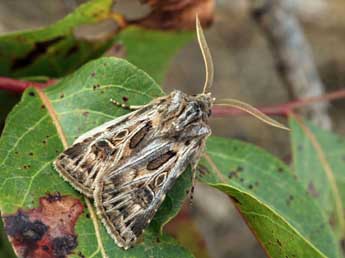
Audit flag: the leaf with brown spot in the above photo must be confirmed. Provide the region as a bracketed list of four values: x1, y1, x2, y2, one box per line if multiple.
[0, 57, 193, 257]
[290, 116, 345, 244]
[0, 0, 114, 78]
[3, 194, 83, 258]
[199, 137, 341, 258]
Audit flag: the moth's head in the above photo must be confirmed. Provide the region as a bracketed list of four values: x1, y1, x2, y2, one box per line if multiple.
[195, 92, 215, 118]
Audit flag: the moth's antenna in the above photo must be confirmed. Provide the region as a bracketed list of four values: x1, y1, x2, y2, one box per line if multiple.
[196, 15, 214, 94]
[216, 99, 290, 131]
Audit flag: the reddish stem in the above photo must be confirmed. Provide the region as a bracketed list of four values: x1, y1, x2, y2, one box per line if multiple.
[0, 77, 56, 93]
[213, 89, 345, 117]
[1, 76, 345, 118]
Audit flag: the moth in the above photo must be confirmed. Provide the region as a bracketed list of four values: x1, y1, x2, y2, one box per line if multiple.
[54, 16, 288, 249]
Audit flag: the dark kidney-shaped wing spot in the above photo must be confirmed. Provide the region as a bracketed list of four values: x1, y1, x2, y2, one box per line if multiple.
[3, 194, 83, 258]
[147, 151, 176, 170]
[63, 142, 84, 159]
[129, 122, 152, 149]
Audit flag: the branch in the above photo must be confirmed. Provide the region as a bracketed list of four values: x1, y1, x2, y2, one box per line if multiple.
[0, 77, 56, 93]
[250, 0, 332, 129]
[2, 76, 344, 121]
[213, 89, 345, 118]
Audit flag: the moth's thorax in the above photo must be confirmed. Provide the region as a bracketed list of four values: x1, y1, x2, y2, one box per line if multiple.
[156, 90, 213, 139]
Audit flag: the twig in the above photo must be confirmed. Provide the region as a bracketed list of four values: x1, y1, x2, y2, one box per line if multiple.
[251, 0, 332, 129]
[1, 76, 344, 120]
[0, 77, 56, 92]
[213, 88, 345, 118]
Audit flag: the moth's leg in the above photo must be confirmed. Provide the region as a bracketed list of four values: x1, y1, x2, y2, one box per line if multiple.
[110, 98, 143, 111]
[189, 162, 198, 204]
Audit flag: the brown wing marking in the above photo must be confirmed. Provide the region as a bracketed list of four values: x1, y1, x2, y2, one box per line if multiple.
[53, 129, 128, 197]
[94, 149, 179, 249]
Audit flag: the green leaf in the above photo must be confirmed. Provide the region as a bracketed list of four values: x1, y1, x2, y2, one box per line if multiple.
[0, 57, 192, 257]
[198, 136, 341, 258]
[0, 0, 114, 78]
[116, 26, 193, 83]
[2, 54, 340, 258]
[290, 116, 345, 244]
[0, 220, 16, 258]
[0, 90, 20, 133]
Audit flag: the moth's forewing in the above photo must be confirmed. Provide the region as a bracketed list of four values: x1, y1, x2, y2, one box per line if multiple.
[94, 139, 203, 249]
[53, 90, 212, 249]
[53, 101, 159, 197]
[93, 91, 212, 249]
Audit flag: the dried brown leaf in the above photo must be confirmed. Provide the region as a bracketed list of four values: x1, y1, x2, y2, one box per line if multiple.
[134, 0, 215, 30]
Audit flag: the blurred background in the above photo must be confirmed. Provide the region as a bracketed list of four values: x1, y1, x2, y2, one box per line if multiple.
[1, 0, 345, 257]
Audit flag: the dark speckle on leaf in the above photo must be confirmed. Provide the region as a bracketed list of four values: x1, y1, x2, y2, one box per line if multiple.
[46, 192, 62, 202]
[82, 111, 89, 117]
[60, 93, 64, 99]
[228, 171, 239, 179]
[122, 96, 129, 102]
[29, 152, 34, 156]
[41, 104, 46, 109]
[29, 92, 35, 97]
[91, 72, 96, 77]
[286, 195, 294, 206]
[92, 84, 100, 90]
[276, 239, 282, 247]
[308, 181, 320, 198]
[236, 166, 243, 172]
[277, 167, 284, 173]
[329, 212, 336, 227]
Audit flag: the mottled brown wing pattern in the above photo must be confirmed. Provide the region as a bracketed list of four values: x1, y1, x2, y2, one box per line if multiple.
[85, 91, 212, 249]
[51, 17, 220, 250]
[94, 138, 205, 249]
[54, 90, 213, 248]
[53, 98, 167, 197]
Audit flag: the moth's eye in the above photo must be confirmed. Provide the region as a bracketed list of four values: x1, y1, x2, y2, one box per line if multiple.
[185, 140, 191, 146]
[207, 109, 212, 117]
